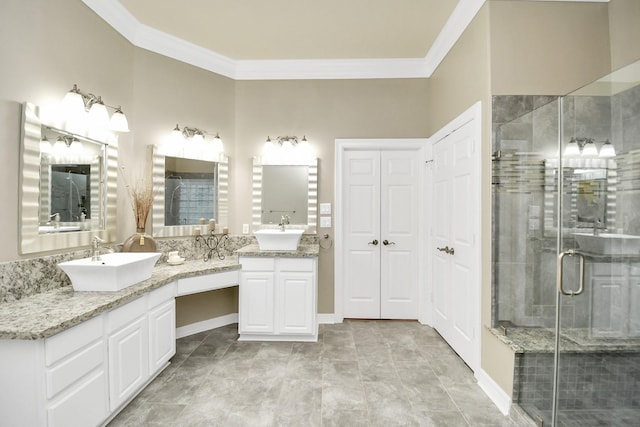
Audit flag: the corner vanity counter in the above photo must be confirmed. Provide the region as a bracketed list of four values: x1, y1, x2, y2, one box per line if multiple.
[236, 243, 319, 342]
[0, 257, 240, 427]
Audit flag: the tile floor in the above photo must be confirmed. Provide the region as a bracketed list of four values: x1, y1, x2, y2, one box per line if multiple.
[108, 320, 519, 426]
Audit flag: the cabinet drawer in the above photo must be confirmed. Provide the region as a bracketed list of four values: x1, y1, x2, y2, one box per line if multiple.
[106, 295, 146, 333]
[46, 340, 104, 399]
[47, 369, 108, 427]
[148, 282, 176, 308]
[177, 270, 239, 296]
[45, 315, 103, 367]
[591, 262, 626, 276]
[279, 258, 315, 272]
[240, 257, 276, 271]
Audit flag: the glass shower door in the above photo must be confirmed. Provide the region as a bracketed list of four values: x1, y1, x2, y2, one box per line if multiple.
[553, 60, 640, 426]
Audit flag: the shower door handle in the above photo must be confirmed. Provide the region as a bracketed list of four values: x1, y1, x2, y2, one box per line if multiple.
[557, 250, 585, 296]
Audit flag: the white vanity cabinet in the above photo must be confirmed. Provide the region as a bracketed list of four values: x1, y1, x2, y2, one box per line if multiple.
[0, 315, 109, 427]
[107, 284, 176, 411]
[588, 261, 640, 338]
[239, 256, 317, 341]
[0, 282, 177, 427]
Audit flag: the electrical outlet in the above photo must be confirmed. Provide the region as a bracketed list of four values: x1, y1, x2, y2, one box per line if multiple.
[320, 216, 331, 228]
[242, 224, 249, 234]
[320, 203, 332, 215]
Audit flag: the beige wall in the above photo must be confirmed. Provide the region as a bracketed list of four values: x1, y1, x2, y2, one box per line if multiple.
[176, 287, 238, 328]
[490, 0, 610, 96]
[234, 79, 430, 312]
[426, 3, 519, 395]
[608, 0, 640, 70]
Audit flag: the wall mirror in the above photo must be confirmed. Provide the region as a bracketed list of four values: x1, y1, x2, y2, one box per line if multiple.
[543, 158, 616, 234]
[252, 158, 317, 233]
[20, 102, 117, 254]
[151, 146, 228, 237]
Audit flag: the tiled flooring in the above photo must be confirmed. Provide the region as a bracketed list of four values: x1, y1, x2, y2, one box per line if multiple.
[108, 320, 517, 426]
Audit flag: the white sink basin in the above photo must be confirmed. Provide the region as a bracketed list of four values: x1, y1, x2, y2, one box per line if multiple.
[573, 233, 640, 256]
[58, 252, 161, 292]
[39, 225, 81, 233]
[254, 229, 304, 251]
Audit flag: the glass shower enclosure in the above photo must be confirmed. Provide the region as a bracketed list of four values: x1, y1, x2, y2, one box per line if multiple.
[492, 60, 640, 426]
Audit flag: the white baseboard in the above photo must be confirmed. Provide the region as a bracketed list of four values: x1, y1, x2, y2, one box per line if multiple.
[475, 369, 511, 416]
[317, 313, 337, 324]
[175, 313, 238, 339]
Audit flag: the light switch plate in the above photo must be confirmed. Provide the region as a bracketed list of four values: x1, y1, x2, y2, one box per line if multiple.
[320, 203, 331, 215]
[242, 224, 249, 234]
[320, 216, 331, 228]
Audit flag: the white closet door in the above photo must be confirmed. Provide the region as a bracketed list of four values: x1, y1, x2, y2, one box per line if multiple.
[342, 148, 420, 320]
[432, 119, 477, 369]
[343, 150, 381, 318]
[380, 151, 419, 319]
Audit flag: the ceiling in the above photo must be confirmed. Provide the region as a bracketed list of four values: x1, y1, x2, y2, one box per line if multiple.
[81, 0, 608, 80]
[116, 0, 458, 61]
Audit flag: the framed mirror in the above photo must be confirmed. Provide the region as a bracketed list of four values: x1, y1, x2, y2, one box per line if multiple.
[20, 102, 117, 254]
[252, 157, 318, 233]
[543, 158, 617, 234]
[151, 146, 228, 237]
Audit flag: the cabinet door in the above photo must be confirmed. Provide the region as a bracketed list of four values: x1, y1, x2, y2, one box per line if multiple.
[279, 272, 315, 335]
[108, 315, 149, 411]
[149, 299, 176, 375]
[239, 272, 275, 334]
[590, 276, 626, 337]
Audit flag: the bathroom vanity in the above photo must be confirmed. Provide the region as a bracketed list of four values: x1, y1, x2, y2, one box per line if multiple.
[0, 259, 240, 427]
[237, 244, 319, 342]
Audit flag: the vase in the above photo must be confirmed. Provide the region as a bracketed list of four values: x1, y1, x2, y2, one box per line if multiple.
[122, 227, 157, 252]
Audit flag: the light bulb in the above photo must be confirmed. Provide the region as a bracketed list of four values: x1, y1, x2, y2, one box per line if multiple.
[212, 133, 224, 153]
[88, 98, 109, 129]
[61, 84, 85, 119]
[109, 107, 129, 132]
[563, 139, 580, 157]
[582, 139, 598, 157]
[599, 140, 616, 158]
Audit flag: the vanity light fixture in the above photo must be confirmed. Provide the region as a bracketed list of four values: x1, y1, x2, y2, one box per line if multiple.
[61, 84, 130, 132]
[563, 137, 616, 158]
[169, 124, 225, 156]
[262, 135, 314, 165]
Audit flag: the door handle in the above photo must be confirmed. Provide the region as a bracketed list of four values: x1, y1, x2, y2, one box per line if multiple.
[382, 240, 395, 246]
[368, 239, 379, 246]
[436, 246, 455, 255]
[557, 249, 585, 296]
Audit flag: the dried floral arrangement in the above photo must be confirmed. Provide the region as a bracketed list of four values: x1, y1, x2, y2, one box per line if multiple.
[119, 165, 154, 232]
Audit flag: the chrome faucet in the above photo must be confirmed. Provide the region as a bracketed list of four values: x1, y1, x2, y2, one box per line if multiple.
[279, 215, 290, 231]
[91, 236, 105, 261]
[593, 219, 604, 236]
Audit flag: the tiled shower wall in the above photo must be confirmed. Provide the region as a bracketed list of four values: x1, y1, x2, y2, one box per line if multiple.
[515, 352, 640, 410]
[492, 87, 640, 329]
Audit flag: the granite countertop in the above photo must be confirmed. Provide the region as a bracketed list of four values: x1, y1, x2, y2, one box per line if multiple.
[0, 257, 240, 341]
[235, 244, 319, 258]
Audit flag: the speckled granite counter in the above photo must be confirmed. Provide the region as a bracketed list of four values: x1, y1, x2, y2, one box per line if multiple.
[489, 326, 640, 353]
[235, 244, 319, 257]
[0, 257, 240, 340]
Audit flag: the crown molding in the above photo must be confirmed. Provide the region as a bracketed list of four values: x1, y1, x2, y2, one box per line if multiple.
[82, 0, 487, 80]
[424, 0, 486, 76]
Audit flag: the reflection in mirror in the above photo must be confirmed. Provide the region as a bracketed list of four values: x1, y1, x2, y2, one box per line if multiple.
[38, 126, 107, 234]
[152, 147, 228, 237]
[164, 157, 218, 226]
[252, 158, 317, 233]
[543, 158, 616, 233]
[20, 102, 117, 254]
[261, 165, 309, 225]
